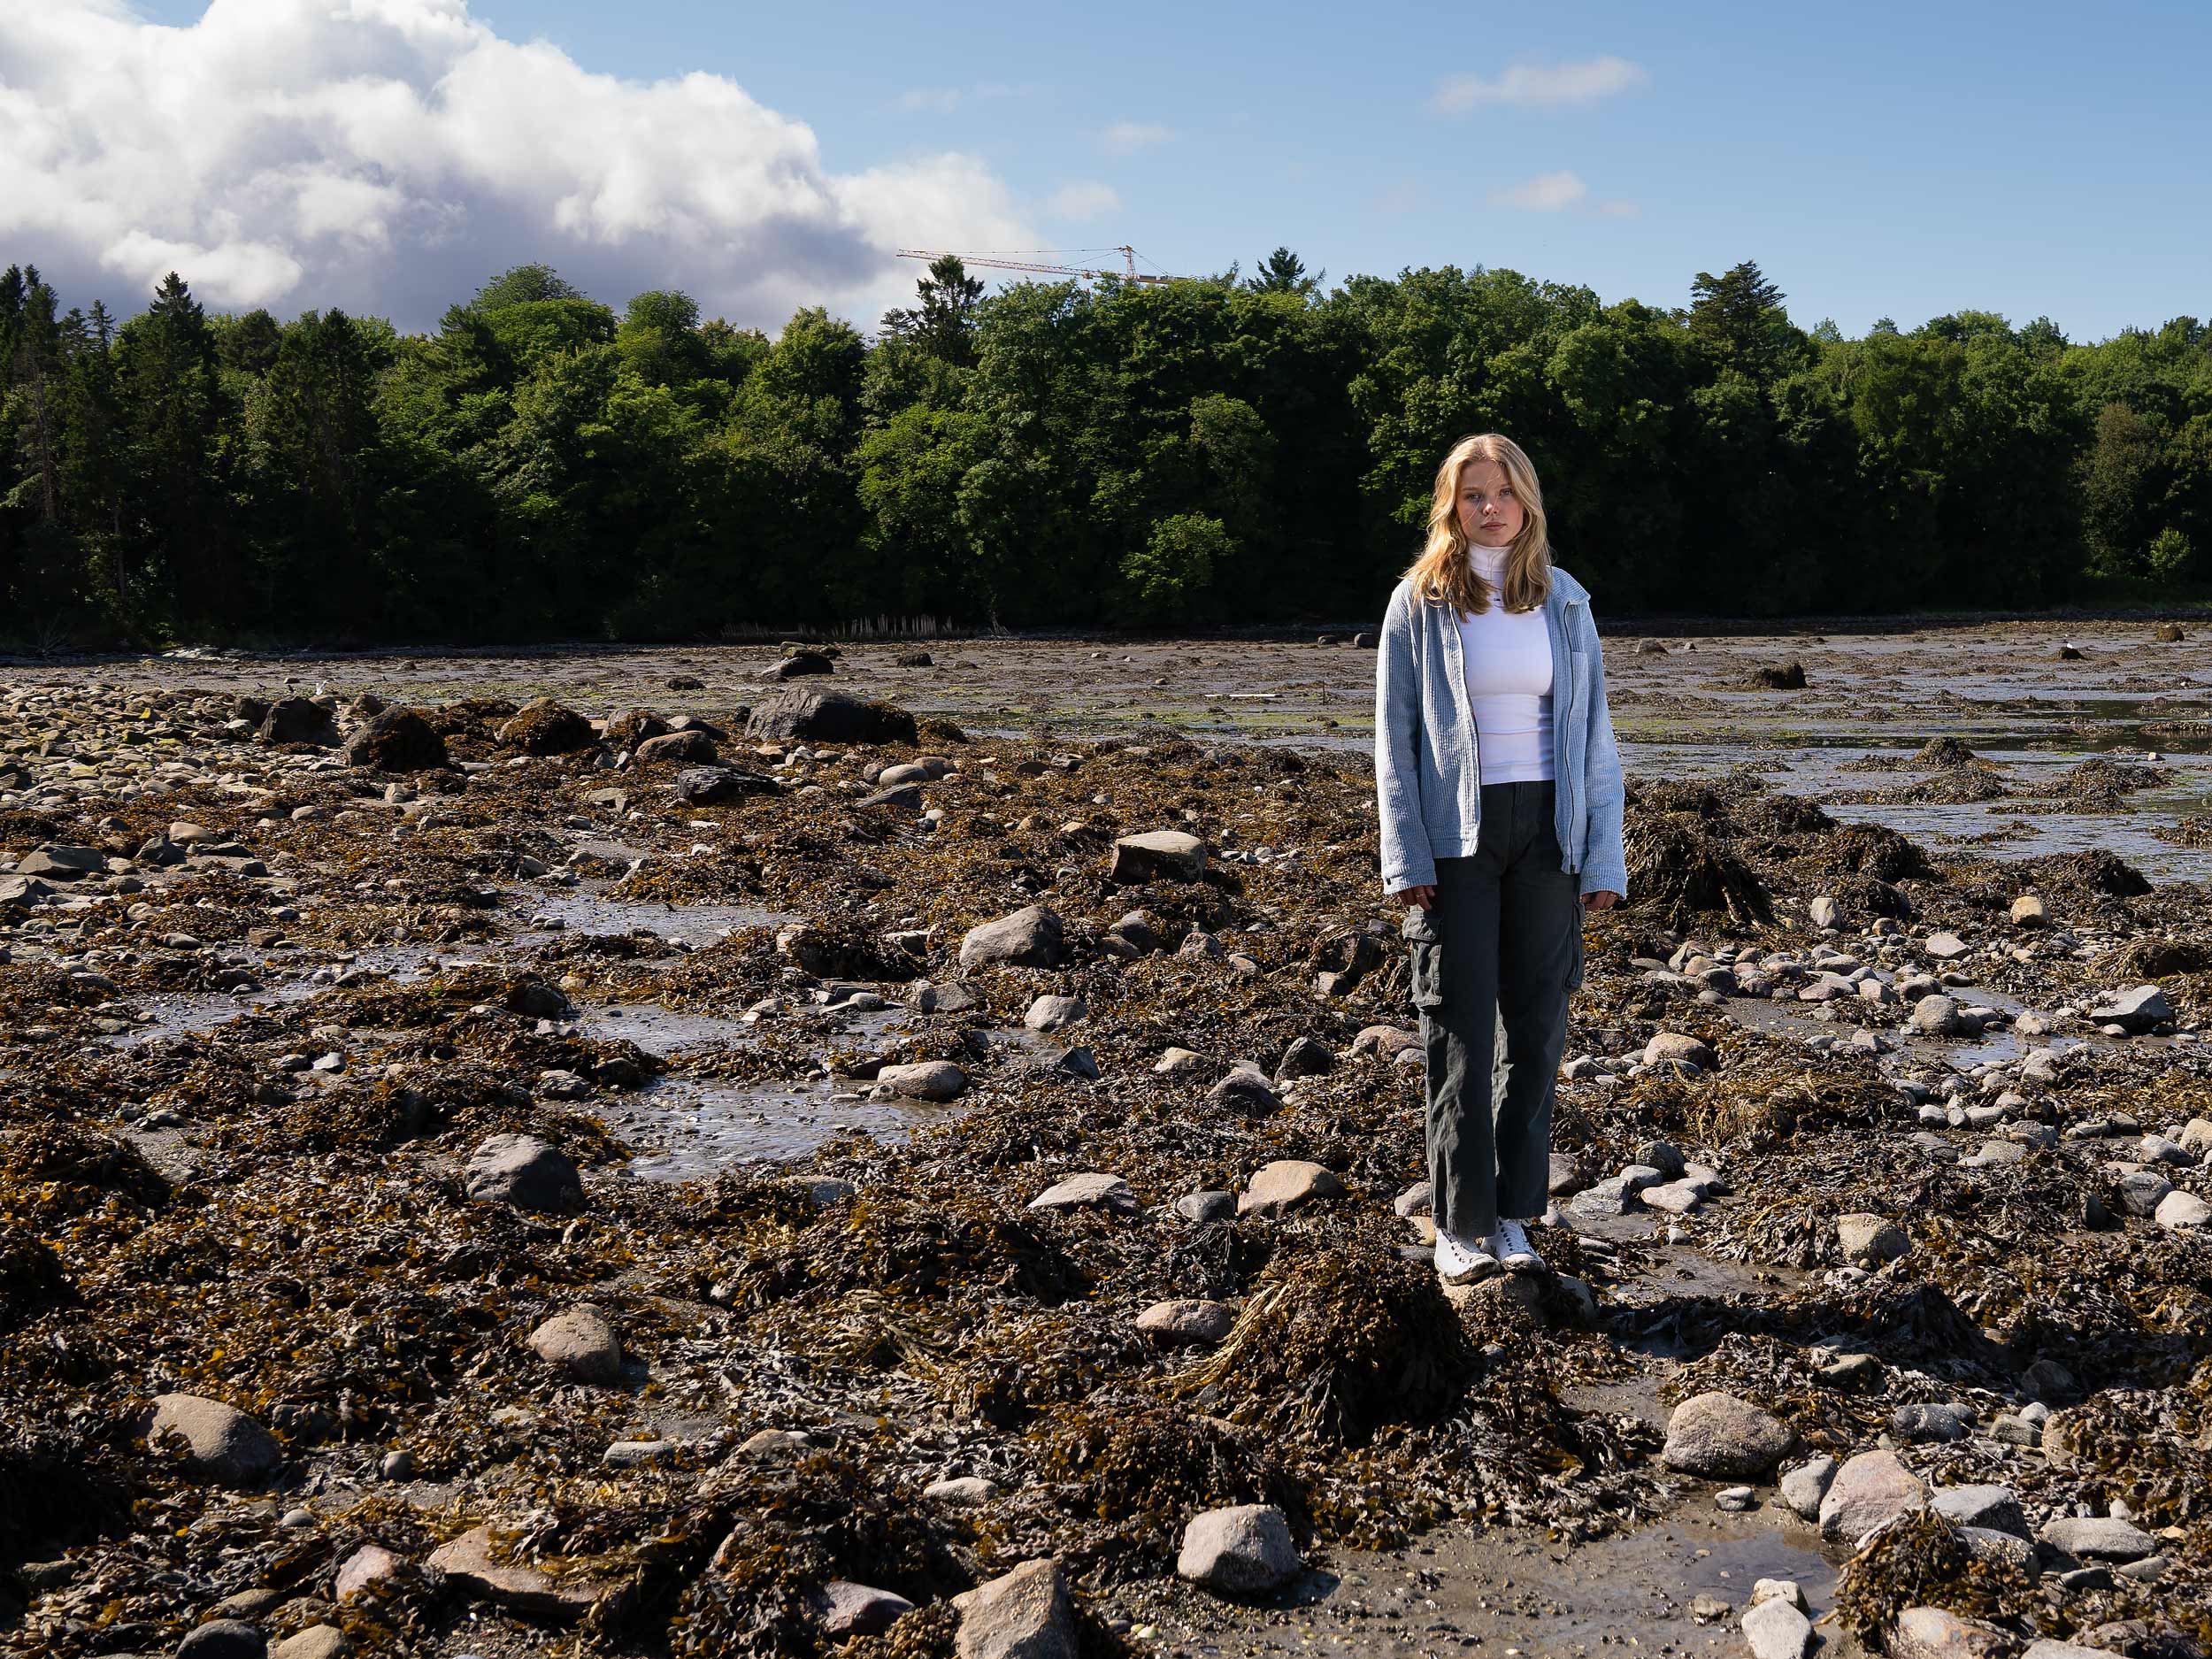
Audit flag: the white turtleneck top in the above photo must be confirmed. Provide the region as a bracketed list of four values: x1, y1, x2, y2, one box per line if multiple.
[1456, 546, 1555, 786]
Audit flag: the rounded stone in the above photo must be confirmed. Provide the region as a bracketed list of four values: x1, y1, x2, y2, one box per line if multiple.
[1660, 1391, 1796, 1480]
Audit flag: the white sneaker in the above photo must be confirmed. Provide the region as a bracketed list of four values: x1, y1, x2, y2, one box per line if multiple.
[1434, 1231, 1497, 1285]
[1494, 1218, 1545, 1274]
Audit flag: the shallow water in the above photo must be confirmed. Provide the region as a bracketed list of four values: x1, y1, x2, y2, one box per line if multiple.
[602, 1074, 949, 1178]
[509, 886, 791, 947]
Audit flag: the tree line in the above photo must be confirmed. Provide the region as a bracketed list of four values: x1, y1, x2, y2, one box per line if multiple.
[2, 252, 2207, 646]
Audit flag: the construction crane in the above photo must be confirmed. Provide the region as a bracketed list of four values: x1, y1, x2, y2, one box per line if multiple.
[895, 245, 1189, 286]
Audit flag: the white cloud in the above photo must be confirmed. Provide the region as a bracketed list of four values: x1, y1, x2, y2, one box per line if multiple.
[1102, 120, 1173, 154]
[1431, 55, 1648, 115]
[0, 0, 1037, 331]
[1045, 181, 1121, 221]
[1489, 171, 1589, 211]
[896, 87, 964, 113]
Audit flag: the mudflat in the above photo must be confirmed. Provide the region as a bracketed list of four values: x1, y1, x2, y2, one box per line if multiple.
[0, 616, 2206, 1658]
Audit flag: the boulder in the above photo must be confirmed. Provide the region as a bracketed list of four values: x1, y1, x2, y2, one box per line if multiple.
[633, 729, 718, 765]
[1819, 1449, 1925, 1542]
[746, 689, 917, 746]
[1778, 1455, 1836, 1520]
[875, 1062, 968, 1102]
[2009, 895, 2047, 926]
[258, 696, 338, 746]
[925, 1475, 1000, 1507]
[2039, 1515, 2155, 1561]
[1837, 1213, 1909, 1266]
[958, 906, 1067, 971]
[1027, 1172, 1136, 1212]
[271, 1629, 349, 1659]
[1237, 1160, 1344, 1216]
[1352, 1025, 1421, 1060]
[1206, 1071, 1283, 1117]
[1930, 1485, 2028, 1537]
[1108, 830, 1209, 883]
[1134, 1299, 1236, 1347]
[1172, 1191, 1237, 1223]
[1660, 1391, 1795, 1480]
[762, 649, 835, 680]
[2155, 1188, 2209, 1230]
[178, 1623, 267, 1659]
[1176, 1504, 1301, 1595]
[953, 1558, 1076, 1659]
[1909, 995, 1959, 1035]
[1890, 1608, 2015, 1659]
[334, 1544, 404, 1602]
[1642, 1033, 1714, 1070]
[526, 1305, 623, 1385]
[809, 1581, 915, 1638]
[672, 765, 780, 805]
[1023, 995, 1087, 1032]
[427, 1525, 600, 1620]
[1275, 1036, 1334, 1079]
[148, 1394, 282, 1487]
[16, 844, 103, 880]
[1924, 931, 1970, 960]
[497, 698, 596, 755]
[1741, 1598, 1813, 1659]
[2088, 985, 2171, 1033]
[465, 1134, 583, 1212]
[341, 709, 448, 772]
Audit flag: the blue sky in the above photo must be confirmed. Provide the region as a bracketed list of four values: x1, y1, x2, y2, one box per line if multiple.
[34, 0, 2212, 337]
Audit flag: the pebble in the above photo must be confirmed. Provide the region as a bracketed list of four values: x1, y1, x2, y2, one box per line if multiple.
[1778, 1455, 1836, 1521]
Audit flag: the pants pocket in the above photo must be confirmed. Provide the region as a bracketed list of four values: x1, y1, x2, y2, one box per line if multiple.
[1403, 910, 1444, 1009]
[1567, 914, 1586, 989]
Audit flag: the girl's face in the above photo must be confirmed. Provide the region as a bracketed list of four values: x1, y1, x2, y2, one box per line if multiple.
[1456, 458, 1523, 548]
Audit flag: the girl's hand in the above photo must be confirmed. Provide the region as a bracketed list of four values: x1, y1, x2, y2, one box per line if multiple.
[1582, 889, 1621, 911]
[1394, 884, 1437, 910]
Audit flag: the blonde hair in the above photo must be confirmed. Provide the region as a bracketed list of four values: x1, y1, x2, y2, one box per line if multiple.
[1404, 433, 1553, 615]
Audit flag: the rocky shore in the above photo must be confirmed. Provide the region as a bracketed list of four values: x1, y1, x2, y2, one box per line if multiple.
[0, 648, 2207, 1659]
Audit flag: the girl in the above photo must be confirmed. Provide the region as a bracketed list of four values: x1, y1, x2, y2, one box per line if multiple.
[1373, 434, 1626, 1284]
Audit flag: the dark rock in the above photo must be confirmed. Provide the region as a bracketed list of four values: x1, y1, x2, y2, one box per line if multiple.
[672, 766, 780, 805]
[762, 650, 835, 680]
[340, 709, 448, 772]
[958, 905, 1066, 970]
[465, 1134, 583, 1212]
[746, 689, 918, 746]
[498, 698, 596, 755]
[258, 697, 337, 746]
[632, 729, 718, 765]
[859, 783, 923, 810]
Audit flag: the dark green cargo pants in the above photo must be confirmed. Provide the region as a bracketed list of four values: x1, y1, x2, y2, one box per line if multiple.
[1402, 780, 1584, 1241]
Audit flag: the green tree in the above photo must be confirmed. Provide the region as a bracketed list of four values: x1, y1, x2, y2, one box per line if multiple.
[881, 256, 987, 368]
[1683, 260, 1803, 380]
[1120, 511, 1232, 624]
[1245, 247, 1323, 298]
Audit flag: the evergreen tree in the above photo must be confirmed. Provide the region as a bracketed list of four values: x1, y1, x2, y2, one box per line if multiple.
[881, 256, 987, 366]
